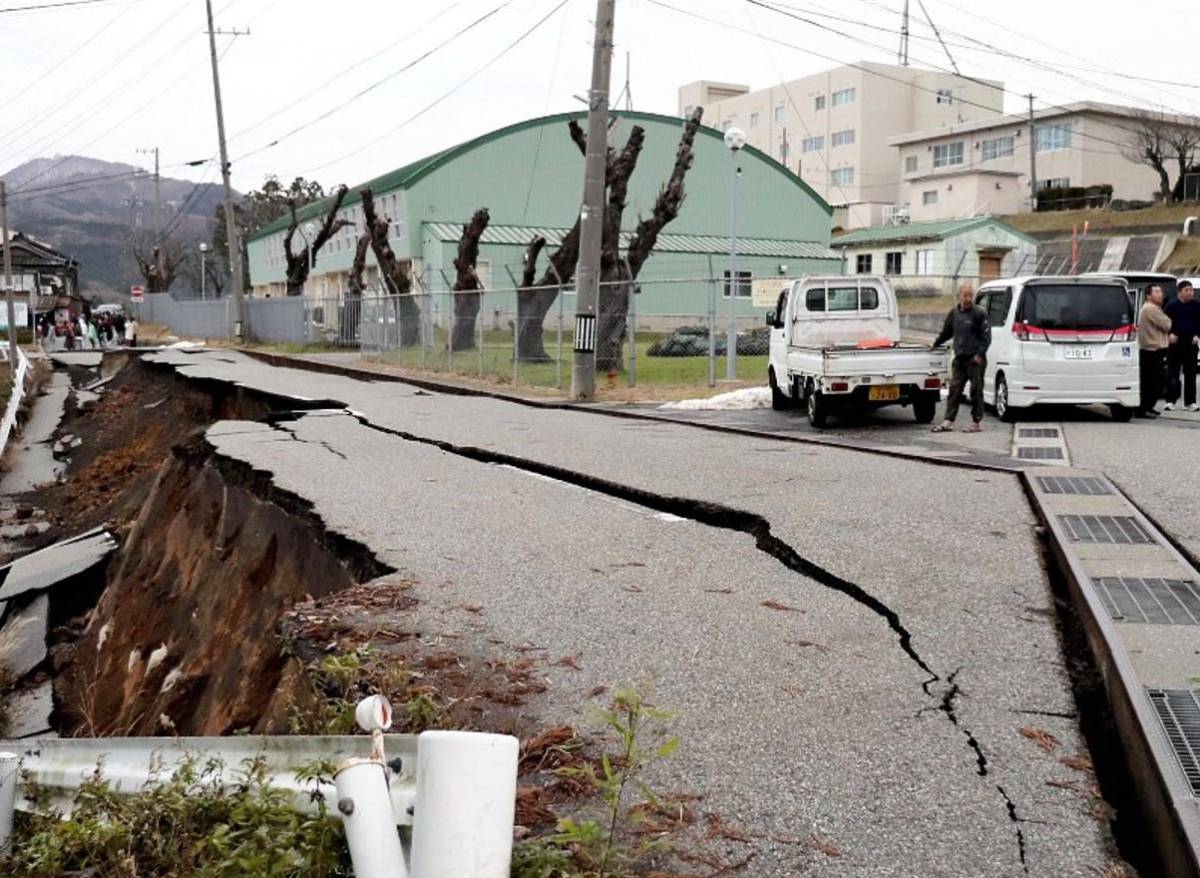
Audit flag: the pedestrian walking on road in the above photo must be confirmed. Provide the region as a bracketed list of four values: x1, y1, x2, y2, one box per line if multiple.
[124, 316, 138, 348]
[1164, 279, 1200, 412]
[1137, 283, 1171, 418]
[930, 283, 990, 433]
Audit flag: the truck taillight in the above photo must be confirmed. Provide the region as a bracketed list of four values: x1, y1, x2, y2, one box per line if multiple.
[1110, 324, 1136, 342]
[924, 377, 941, 389]
[830, 382, 849, 392]
[1012, 321, 1031, 341]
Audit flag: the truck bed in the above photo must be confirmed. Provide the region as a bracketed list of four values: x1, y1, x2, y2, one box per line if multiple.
[786, 343, 948, 378]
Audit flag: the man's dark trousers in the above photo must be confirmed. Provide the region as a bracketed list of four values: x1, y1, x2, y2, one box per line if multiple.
[1166, 338, 1197, 406]
[944, 354, 985, 422]
[1140, 348, 1167, 411]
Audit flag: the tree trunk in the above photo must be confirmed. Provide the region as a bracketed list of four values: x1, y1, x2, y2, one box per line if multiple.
[361, 187, 421, 346]
[283, 186, 350, 296]
[518, 226, 581, 362]
[450, 208, 489, 351]
[346, 233, 370, 297]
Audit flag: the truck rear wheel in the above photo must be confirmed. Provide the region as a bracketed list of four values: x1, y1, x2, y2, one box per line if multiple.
[807, 389, 829, 428]
[913, 391, 937, 424]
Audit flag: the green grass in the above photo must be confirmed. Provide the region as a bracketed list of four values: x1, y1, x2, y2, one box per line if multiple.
[371, 328, 767, 390]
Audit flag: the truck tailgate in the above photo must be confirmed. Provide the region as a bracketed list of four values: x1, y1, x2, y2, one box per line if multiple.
[797, 345, 948, 377]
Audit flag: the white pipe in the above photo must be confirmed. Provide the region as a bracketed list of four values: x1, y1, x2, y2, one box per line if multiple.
[334, 758, 408, 878]
[0, 751, 18, 852]
[409, 731, 518, 878]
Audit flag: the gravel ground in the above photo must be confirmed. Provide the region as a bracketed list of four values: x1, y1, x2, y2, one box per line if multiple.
[161, 349, 1116, 875]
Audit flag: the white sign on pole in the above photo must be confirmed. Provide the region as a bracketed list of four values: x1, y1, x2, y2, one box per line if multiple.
[130, 285, 145, 303]
[0, 303, 28, 329]
[751, 278, 791, 309]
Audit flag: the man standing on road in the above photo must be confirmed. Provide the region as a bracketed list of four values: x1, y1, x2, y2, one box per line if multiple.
[1164, 280, 1200, 412]
[930, 283, 990, 433]
[1137, 283, 1171, 419]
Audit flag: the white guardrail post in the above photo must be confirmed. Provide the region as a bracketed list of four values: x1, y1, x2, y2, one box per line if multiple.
[410, 730, 519, 878]
[0, 750, 18, 852]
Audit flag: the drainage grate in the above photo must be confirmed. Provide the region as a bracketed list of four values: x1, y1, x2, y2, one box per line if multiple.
[1036, 475, 1112, 496]
[1095, 577, 1200, 624]
[1019, 428, 1060, 439]
[1058, 514, 1155, 544]
[1147, 689, 1200, 796]
[1018, 446, 1064, 460]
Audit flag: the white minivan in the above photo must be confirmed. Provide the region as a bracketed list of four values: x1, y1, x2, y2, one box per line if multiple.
[974, 276, 1139, 422]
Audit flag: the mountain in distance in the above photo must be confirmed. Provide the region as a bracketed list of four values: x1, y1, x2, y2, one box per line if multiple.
[4, 155, 235, 295]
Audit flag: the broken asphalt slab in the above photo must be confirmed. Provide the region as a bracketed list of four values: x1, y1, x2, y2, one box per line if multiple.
[0, 594, 49, 679]
[0, 527, 116, 602]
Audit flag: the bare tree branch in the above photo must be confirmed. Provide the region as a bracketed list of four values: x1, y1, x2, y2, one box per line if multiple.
[282, 184, 351, 295]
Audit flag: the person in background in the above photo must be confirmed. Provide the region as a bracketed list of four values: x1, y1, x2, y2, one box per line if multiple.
[1137, 283, 1171, 418]
[1164, 279, 1200, 412]
[930, 283, 990, 433]
[124, 316, 138, 348]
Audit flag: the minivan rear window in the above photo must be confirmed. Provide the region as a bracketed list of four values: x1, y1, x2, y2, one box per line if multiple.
[1018, 284, 1132, 330]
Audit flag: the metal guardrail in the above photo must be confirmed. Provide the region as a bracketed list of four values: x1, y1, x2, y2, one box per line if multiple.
[0, 342, 29, 459]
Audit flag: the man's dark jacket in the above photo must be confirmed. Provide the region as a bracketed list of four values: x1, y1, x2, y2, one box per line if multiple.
[934, 304, 992, 358]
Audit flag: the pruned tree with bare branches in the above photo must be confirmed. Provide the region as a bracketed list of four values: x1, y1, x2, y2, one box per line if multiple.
[283, 184, 350, 296]
[346, 231, 371, 298]
[519, 107, 704, 369]
[450, 207, 490, 351]
[361, 187, 422, 346]
[1122, 110, 1200, 202]
[132, 242, 185, 293]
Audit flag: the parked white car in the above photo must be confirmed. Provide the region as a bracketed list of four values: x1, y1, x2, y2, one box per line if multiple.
[767, 275, 948, 427]
[974, 276, 1139, 422]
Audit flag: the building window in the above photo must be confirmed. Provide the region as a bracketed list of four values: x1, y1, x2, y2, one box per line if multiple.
[723, 270, 752, 298]
[904, 155, 918, 173]
[981, 136, 1015, 161]
[832, 87, 856, 106]
[932, 142, 964, 168]
[749, 111, 760, 128]
[814, 95, 826, 111]
[830, 167, 855, 185]
[922, 190, 938, 205]
[885, 252, 903, 275]
[1038, 177, 1071, 191]
[936, 88, 954, 105]
[802, 135, 824, 153]
[915, 250, 934, 275]
[855, 254, 873, 274]
[774, 104, 785, 122]
[831, 128, 855, 147]
[1036, 123, 1072, 152]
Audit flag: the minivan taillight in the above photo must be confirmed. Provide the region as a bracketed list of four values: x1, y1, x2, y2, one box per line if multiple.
[1110, 324, 1137, 342]
[1012, 321, 1032, 341]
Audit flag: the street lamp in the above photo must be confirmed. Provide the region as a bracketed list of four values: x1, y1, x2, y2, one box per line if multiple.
[724, 126, 746, 381]
[303, 221, 316, 277]
[199, 242, 209, 299]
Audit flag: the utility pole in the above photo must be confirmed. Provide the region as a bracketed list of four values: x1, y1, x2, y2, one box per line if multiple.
[1, 182, 16, 378]
[570, 0, 616, 400]
[898, 0, 910, 66]
[1027, 94, 1038, 212]
[206, 0, 247, 339]
[137, 146, 162, 283]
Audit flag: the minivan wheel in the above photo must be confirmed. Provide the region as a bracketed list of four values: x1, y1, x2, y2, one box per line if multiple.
[1110, 404, 1135, 423]
[770, 370, 790, 410]
[996, 375, 1017, 423]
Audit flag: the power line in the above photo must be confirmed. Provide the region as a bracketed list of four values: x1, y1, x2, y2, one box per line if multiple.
[7, 168, 150, 201]
[0, 0, 138, 12]
[231, 1, 510, 162]
[297, 0, 571, 177]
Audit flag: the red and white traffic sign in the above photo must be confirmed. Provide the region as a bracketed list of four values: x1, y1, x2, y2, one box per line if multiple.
[130, 285, 144, 302]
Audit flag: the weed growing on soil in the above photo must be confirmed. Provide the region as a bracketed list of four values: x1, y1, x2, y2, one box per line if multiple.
[511, 684, 681, 878]
[1, 755, 352, 878]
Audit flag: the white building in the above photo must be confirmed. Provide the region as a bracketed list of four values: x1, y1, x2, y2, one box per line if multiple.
[889, 102, 1190, 222]
[678, 63, 1003, 230]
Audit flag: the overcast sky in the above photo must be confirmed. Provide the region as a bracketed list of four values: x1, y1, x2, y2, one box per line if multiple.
[1, 0, 1197, 195]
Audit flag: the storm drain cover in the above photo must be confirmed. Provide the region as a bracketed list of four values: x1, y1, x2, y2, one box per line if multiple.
[1058, 514, 1155, 544]
[1036, 476, 1112, 496]
[1095, 577, 1200, 624]
[1018, 446, 1064, 460]
[1019, 428, 1060, 439]
[1147, 689, 1200, 796]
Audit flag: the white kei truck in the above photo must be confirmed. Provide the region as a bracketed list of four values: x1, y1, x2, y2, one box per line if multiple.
[765, 275, 949, 427]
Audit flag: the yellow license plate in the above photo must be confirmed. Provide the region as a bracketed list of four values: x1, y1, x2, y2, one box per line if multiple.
[868, 384, 900, 401]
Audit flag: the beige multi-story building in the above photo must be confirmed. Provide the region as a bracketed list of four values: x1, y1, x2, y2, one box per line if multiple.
[890, 102, 1181, 222]
[678, 63, 1003, 229]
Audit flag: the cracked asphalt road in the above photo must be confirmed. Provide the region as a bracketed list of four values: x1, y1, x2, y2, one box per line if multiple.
[150, 349, 1116, 875]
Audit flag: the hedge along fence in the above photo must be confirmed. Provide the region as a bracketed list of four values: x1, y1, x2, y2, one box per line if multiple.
[1036, 183, 1114, 212]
